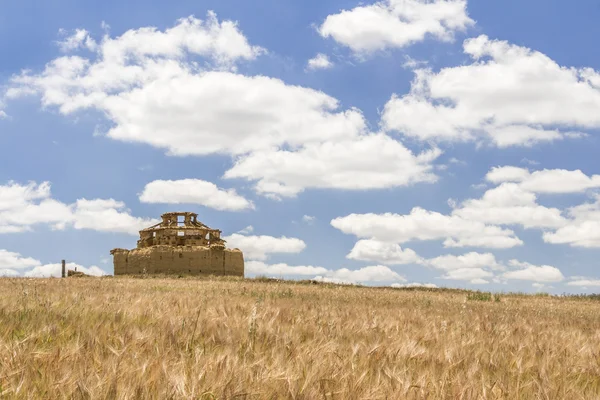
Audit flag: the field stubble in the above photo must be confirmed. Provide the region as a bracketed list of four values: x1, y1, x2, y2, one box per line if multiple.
[1, 276, 600, 399]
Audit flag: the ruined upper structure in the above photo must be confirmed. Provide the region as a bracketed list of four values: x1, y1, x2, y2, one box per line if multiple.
[111, 212, 244, 277]
[138, 211, 225, 249]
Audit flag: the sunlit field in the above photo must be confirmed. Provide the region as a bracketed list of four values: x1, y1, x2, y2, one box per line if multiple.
[1, 276, 600, 399]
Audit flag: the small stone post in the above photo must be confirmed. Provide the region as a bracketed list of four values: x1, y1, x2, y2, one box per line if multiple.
[61, 260, 66, 278]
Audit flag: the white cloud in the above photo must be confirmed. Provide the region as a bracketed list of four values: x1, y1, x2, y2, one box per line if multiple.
[24, 262, 106, 278]
[71, 199, 158, 235]
[0, 99, 7, 119]
[391, 282, 438, 289]
[302, 215, 316, 224]
[486, 166, 600, 194]
[0, 181, 55, 210]
[331, 208, 522, 249]
[0, 181, 157, 235]
[0, 269, 20, 277]
[502, 260, 564, 283]
[139, 179, 254, 211]
[567, 278, 600, 287]
[6, 14, 440, 198]
[6, 14, 356, 157]
[486, 166, 532, 185]
[521, 158, 540, 166]
[441, 267, 493, 283]
[102, 72, 366, 157]
[346, 239, 422, 265]
[319, 0, 473, 54]
[246, 261, 328, 277]
[543, 195, 600, 248]
[307, 53, 333, 70]
[0, 181, 75, 233]
[237, 225, 254, 234]
[56, 29, 97, 52]
[0, 249, 42, 269]
[453, 183, 566, 229]
[413, 251, 505, 283]
[247, 261, 404, 284]
[326, 265, 405, 283]
[224, 133, 441, 198]
[11, 67, 361, 157]
[402, 55, 428, 70]
[425, 252, 503, 271]
[382, 35, 600, 147]
[467, 166, 600, 245]
[223, 233, 306, 261]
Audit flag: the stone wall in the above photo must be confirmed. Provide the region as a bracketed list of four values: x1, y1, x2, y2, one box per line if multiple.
[112, 246, 244, 276]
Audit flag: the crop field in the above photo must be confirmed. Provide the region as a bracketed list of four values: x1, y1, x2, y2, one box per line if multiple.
[1, 276, 600, 399]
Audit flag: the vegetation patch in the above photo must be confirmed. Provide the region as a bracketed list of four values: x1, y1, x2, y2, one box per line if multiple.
[0, 277, 599, 398]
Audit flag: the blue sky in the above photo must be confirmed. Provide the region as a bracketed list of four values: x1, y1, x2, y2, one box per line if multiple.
[1, 0, 600, 293]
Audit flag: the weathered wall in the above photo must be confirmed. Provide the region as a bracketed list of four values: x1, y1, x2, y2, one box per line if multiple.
[113, 246, 244, 277]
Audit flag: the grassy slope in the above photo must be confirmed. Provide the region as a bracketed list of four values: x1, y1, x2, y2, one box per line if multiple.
[1, 276, 600, 399]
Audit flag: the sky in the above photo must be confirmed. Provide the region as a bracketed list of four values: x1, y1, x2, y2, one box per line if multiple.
[1, 0, 600, 293]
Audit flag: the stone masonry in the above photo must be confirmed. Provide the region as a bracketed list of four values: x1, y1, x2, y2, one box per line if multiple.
[111, 212, 244, 276]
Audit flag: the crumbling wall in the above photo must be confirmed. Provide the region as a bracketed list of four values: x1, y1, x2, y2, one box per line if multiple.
[113, 246, 244, 277]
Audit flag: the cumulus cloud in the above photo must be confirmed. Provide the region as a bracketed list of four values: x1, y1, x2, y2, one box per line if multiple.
[307, 53, 333, 70]
[24, 262, 106, 278]
[412, 251, 508, 284]
[543, 195, 600, 248]
[224, 134, 441, 198]
[319, 0, 473, 54]
[382, 35, 600, 147]
[56, 28, 97, 52]
[346, 239, 422, 265]
[0, 181, 157, 235]
[71, 199, 158, 235]
[331, 208, 522, 249]
[237, 225, 254, 234]
[425, 252, 504, 271]
[326, 265, 405, 283]
[0, 253, 107, 278]
[460, 165, 600, 247]
[502, 260, 564, 283]
[0, 99, 7, 119]
[486, 166, 600, 194]
[440, 267, 492, 284]
[223, 233, 306, 261]
[6, 14, 441, 198]
[567, 278, 600, 287]
[453, 183, 566, 229]
[247, 261, 405, 284]
[246, 261, 328, 276]
[391, 282, 438, 289]
[0, 269, 20, 277]
[0, 249, 42, 269]
[0, 181, 72, 233]
[486, 166, 535, 184]
[139, 179, 254, 211]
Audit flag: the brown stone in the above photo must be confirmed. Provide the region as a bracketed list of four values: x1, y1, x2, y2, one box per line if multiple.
[110, 212, 244, 277]
[67, 270, 88, 277]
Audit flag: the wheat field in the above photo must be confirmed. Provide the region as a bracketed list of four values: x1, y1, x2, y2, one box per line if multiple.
[1, 276, 600, 399]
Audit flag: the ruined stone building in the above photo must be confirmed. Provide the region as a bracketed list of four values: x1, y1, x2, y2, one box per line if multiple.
[111, 212, 244, 276]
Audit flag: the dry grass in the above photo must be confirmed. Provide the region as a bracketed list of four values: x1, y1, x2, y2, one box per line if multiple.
[1, 276, 600, 399]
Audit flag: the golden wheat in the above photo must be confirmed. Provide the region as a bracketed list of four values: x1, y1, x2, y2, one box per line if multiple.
[1, 276, 600, 399]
